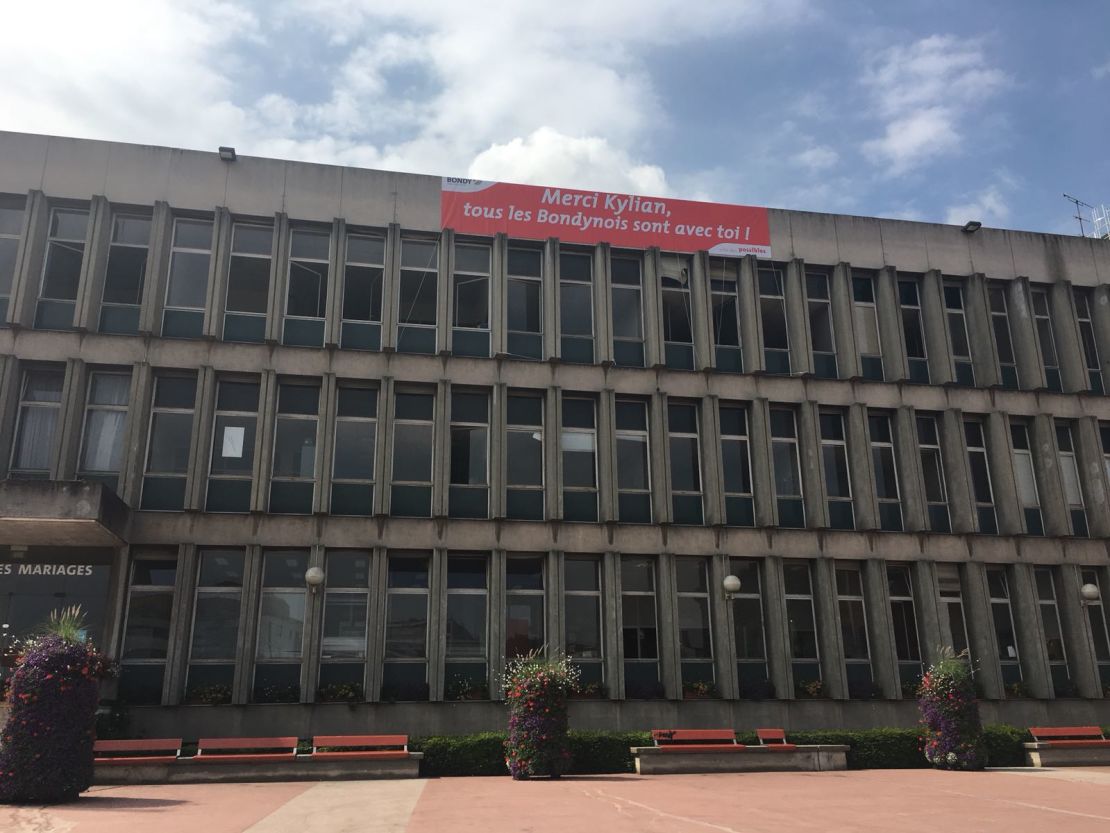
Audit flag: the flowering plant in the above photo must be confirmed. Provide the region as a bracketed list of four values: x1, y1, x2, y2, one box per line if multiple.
[917, 650, 985, 770]
[184, 684, 233, 705]
[682, 680, 719, 699]
[796, 678, 827, 699]
[502, 651, 580, 780]
[316, 682, 364, 703]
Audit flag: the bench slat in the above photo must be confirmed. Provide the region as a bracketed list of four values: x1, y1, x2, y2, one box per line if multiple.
[95, 756, 180, 765]
[191, 753, 297, 764]
[312, 750, 411, 761]
[312, 734, 408, 748]
[197, 737, 299, 751]
[652, 729, 737, 745]
[94, 738, 182, 754]
[657, 744, 747, 753]
[1029, 726, 1105, 740]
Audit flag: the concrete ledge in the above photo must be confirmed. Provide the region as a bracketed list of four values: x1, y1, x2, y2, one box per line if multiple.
[92, 753, 423, 784]
[0, 480, 130, 546]
[1023, 743, 1110, 768]
[630, 745, 848, 775]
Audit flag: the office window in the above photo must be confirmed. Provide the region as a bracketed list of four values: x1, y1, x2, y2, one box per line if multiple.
[318, 550, 370, 700]
[99, 214, 150, 334]
[269, 382, 319, 514]
[668, 401, 703, 524]
[869, 412, 903, 531]
[506, 245, 542, 360]
[710, 257, 742, 372]
[223, 223, 273, 343]
[253, 549, 309, 703]
[720, 404, 754, 527]
[1074, 288, 1103, 393]
[564, 556, 604, 687]
[1034, 567, 1071, 693]
[965, 419, 997, 534]
[141, 374, 197, 511]
[852, 272, 883, 380]
[1010, 422, 1043, 535]
[282, 228, 329, 347]
[661, 254, 694, 370]
[621, 555, 661, 698]
[452, 241, 491, 357]
[807, 271, 837, 378]
[1080, 568, 1110, 688]
[449, 389, 490, 518]
[887, 565, 922, 689]
[397, 238, 438, 354]
[611, 254, 644, 367]
[943, 281, 974, 386]
[330, 385, 377, 516]
[506, 392, 544, 521]
[391, 391, 435, 517]
[837, 564, 874, 697]
[162, 218, 213, 339]
[615, 399, 652, 523]
[771, 406, 804, 528]
[340, 233, 384, 350]
[1055, 422, 1087, 537]
[0, 195, 25, 322]
[729, 559, 769, 696]
[184, 548, 244, 703]
[898, 277, 929, 383]
[676, 558, 714, 688]
[819, 410, 853, 530]
[78, 371, 131, 492]
[381, 552, 430, 701]
[506, 554, 545, 658]
[561, 396, 598, 522]
[759, 265, 790, 374]
[117, 555, 177, 705]
[9, 367, 64, 477]
[937, 563, 970, 661]
[916, 414, 950, 533]
[784, 560, 820, 689]
[988, 284, 1019, 389]
[1030, 286, 1061, 392]
[35, 207, 88, 330]
[986, 566, 1021, 687]
[445, 553, 489, 700]
[206, 379, 260, 512]
[559, 250, 594, 363]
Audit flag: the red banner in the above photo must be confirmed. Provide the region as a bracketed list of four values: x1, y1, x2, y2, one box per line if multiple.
[441, 178, 771, 257]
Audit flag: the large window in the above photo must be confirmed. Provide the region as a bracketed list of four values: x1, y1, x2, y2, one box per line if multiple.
[561, 396, 598, 522]
[282, 228, 330, 347]
[319, 550, 370, 701]
[397, 238, 438, 354]
[391, 391, 435, 517]
[988, 283, 1018, 389]
[35, 207, 88, 330]
[869, 412, 903, 531]
[0, 195, 24, 322]
[99, 214, 150, 334]
[986, 566, 1021, 688]
[9, 367, 64, 477]
[223, 223, 273, 343]
[621, 555, 661, 698]
[184, 548, 244, 704]
[559, 250, 594, 363]
[564, 556, 604, 687]
[898, 277, 929, 383]
[759, 265, 790, 374]
[445, 553, 489, 700]
[916, 414, 950, 533]
[661, 254, 694, 370]
[784, 560, 820, 689]
[837, 564, 874, 697]
[676, 558, 714, 688]
[710, 257, 742, 372]
[162, 218, 214, 339]
[807, 270, 836, 378]
[118, 555, 177, 705]
[1034, 567, 1071, 693]
[1080, 567, 1110, 688]
[1010, 421, 1043, 535]
[819, 410, 853, 530]
[340, 233, 384, 350]
[1056, 422, 1087, 537]
[729, 559, 769, 696]
[1074, 288, 1103, 393]
[720, 403, 754, 526]
[141, 374, 196, 511]
[269, 381, 320, 514]
[852, 272, 883, 380]
[943, 281, 974, 386]
[78, 371, 131, 492]
[506, 554, 545, 658]
[1030, 286, 1061, 392]
[253, 549, 308, 703]
[449, 389, 490, 518]
[965, 419, 997, 534]
[506, 392, 544, 520]
[382, 552, 430, 701]
[615, 398, 652, 523]
[771, 406, 804, 528]
[611, 254, 644, 367]
[668, 401, 703, 524]
[206, 379, 260, 512]
[506, 245, 542, 360]
[887, 565, 922, 690]
[330, 385, 377, 516]
[452, 241, 491, 357]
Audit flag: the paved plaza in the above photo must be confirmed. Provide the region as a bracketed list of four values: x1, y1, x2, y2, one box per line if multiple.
[5, 768, 1110, 833]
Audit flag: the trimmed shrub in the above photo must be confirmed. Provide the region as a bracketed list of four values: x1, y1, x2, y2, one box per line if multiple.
[918, 654, 986, 770]
[503, 653, 578, 779]
[413, 732, 509, 777]
[569, 731, 651, 774]
[981, 724, 1028, 767]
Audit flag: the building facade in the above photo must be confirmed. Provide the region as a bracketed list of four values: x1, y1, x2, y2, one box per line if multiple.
[2, 131, 1110, 737]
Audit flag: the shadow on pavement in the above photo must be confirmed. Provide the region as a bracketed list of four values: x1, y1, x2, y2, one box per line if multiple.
[70, 796, 190, 810]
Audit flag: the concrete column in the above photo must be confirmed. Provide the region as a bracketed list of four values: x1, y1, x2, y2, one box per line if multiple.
[1057, 563, 1102, 698]
[894, 406, 928, 531]
[911, 560, 945, 668]
[489, 382, 507, 519]
[55, 358, 86, 479]
[1089, 284, 1110, 393]
[656, 552, 681, 700]
[203, 207, 232, 339]
[846, 403, 877, 530]
[366, 547, 388, 702]
[1051, 281, 1087, 393]
[963, 562, 1004, 699]
[790, 258, 815, 375]
[315, 373, 337, 514]
[876, 267, 906, 382]
[73, 195, 111, 333]
[250, 371, 277, 513]
[690, 250, 713, 372]
[103, 544, 131, 664]
[6, 189, 47, 328]
[985, 410, 1023, 535]
[940, 409, 976, 533]
[603, 552, 623, 699]
[1007, 278, 1044, 390]
[379, 223, 400, 351]
[761, 556, 793, 699]
[546, 550, 564, 657]
[784, 258, 810, 376]
[592, 243, 612, 365]
[427, 548, 447, 700]
[749, 398, 775, 527]
[710, 553, 738, 699]
[431, 379, 450, 517]
[373, 376, 393, 516]
[490, 233, 507, 357]
[163, 543, 197, 705]
[648, 390, 669, 524]
[488, 549, 506, 699]
[641, 247, 662, 368]
[813, 557, 847, 699]
[233, 545, 264, 704]
[138, 200, 172, 336]
[436, 230, 451, 355]
[920, 270, 954, 385]
[1009, 563, 1053, 698]
[965, 274, 999, 387]
[796, 400, 825, 528]
[830, 262, 858, 379]
[323, 218, 344, 348]
[117, 362, 153, 505]
[185, 366, 216, 511]
[264, 212, 288, 344]
[1075, 417, 1110, 537]
[1031, 413, 1069, 536]
[545, 386, 561, 520]
[302, 544, 326, 703]
[542, 238, 558, 361]
[738, 255, 763, 373]
[863, 558, 900, 698]
[0, 356, 18, 478]
[701, 395, 724, 527]
[596, 387, 616, 523]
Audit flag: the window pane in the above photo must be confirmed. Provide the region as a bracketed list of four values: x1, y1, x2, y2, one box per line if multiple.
[190, 594, 241, 658]
[385, 594, 428, 658]
[334, 421, 375, 480]
[446, 594, 487, 657]
[322, 595, 367, 658]
[507, 430, 543, 486]
[508, 279, 541, 332]
[616, 435, 649, 490]
[560, 283, 593, 336]
[272, 419, 317, 477]
[612, 286, 643, 338]
[399, 270, 437, 325]
[392, 423, 432, 481]
[450, 426, 487, 485]
[122, 592, 174, 660]
[565, 595, 601, 657]
[669, 436, 700, 492]
[148, 412, 193, 473]
[678, 597, 711, 659]
[257, 591, 305, 659]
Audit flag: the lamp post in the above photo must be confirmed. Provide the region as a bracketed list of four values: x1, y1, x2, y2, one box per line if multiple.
[723, 574, 741, 601]
[1079, 582, 1102, 696]
[304, 566, 325, 595]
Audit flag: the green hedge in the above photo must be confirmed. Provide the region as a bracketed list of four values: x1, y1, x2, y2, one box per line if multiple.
[411, 725, 1039, 776]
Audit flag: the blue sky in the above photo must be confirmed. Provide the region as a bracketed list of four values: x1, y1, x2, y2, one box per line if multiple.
[3, 0, 1109, 234]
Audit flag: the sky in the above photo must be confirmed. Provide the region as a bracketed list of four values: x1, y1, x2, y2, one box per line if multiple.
[2, 0, 1109, 234]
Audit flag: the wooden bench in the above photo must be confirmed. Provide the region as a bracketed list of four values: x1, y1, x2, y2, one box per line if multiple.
[94, 738, 182, 765]
[651, 729, 745, 752]
[756, 728, 797, 750]
[1025, 726, 1110, 767]
[193, 736, 299, 763]
[310, 734, 413, 761]
[632, 728, 848, 775]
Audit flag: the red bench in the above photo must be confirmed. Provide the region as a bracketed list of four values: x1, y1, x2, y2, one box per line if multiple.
[757, 728, 797, 750]
[651, 729, 745, 752]
[311, 734, 412, 761]
[1028, 726, 1110, 749]
[193, 736, 299, 763]
[94, 738, 182, 765]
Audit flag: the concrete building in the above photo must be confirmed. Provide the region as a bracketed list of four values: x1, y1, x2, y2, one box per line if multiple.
[2, 130, 1110, 738]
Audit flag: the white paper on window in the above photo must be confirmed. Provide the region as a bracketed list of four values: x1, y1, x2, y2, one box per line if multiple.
[222, 425, 245, 458]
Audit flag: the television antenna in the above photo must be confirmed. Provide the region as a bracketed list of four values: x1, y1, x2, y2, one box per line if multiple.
[1063, 193, 1094, 237]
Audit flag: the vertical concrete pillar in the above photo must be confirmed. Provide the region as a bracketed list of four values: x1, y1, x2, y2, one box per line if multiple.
[830, 262, 858, 379]
[690, 250, 713, 372]
[0, 356, 18, 479]
[920, 270, 954, 385]
[489, 382, 507, 519]
[963, 561, 1004, 699]
[813, 557, 847, 699]
[1050, 281, 1087, 393]
[264, 212, 289, 344]
[785, 258, 812, 376]
[796, 400, 826, 528]
[118, 362, 153, 506]
[55, 358, 86, 480]
[185, 366, 216, 511]
[437, 230, 453, 354]
[234, 545, 264, 704]
[596, 386, 616, 524]
[1007, 277, 1044, 390]
[431, 379, 450, 517]
[965, 274, 999, 388]
[656, 552, 681, 700]
[250, 370, 277, 513]
[710, 553, 738, 699]
[546, 550, 564, 657]
[876, 267, 906, 382]
[911, 560, 945, 668]
[542, 238, 558, 361]
[1075, 417, 1110, 537]
[894, 406, 927, 531]
[593, 243, 612, 365]
[373, 376, 393, 516]
[1009, 562, 1052, 698]
[138, 200, 172, 336]
[701, 395, 724, 527]
[1031, 413, 1069, 536]
[366, 546, 389, 702]
[427, 548, 447, 700]
[6, 189, 47, 328]
[379, 222, 400, 351]
[649, 390, 669, 524]
[490, 232, 507, 357]
[738, 255, 763, 373]
[603, 551, 623, 699]
[302, 544, 327, 703]
[314, 373, 337, 514]
[641, 247, 662, 368]
[73, 195, 111, 333]
[323, 218, 344, 348]
[545, 386, 561, 520]
[939, 409, 976, 533]
[749, 398, 775, 527]
[761, 556, 793, 699]
[986, 410, 1023, 535]
[847, 403, 877, 530]
[1057, 563, 1102, 698]
[864, 558, 900, 698]
[203, 207, 232, 339]
[488, 549, 506, 699]
[163, 543, 198, 705]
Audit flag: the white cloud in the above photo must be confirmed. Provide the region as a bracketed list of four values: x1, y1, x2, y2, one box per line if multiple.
[1094, 59, 1110, 79]
[793, 144, 839, 172]
[944, 182, 1013, 226]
